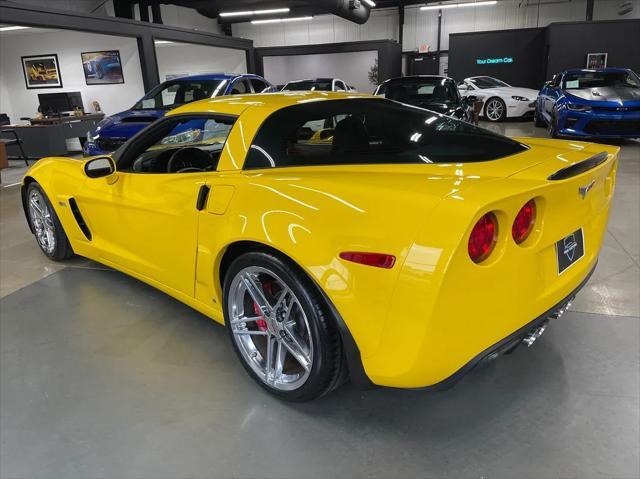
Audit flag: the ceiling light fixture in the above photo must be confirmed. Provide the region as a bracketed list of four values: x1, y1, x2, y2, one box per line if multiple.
[362, 0, 377, 6]
[154, 40, 174, 44]
[220, 8, 290, 17]
[0, 25, 31, 32]
[420, 1, 497, 11]
[251, 16, 313, 24]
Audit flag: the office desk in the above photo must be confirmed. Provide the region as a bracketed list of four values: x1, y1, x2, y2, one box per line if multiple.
[1, 113, 105, 159]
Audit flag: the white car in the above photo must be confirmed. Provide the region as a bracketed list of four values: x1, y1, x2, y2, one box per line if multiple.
[458, 76, 538, 122]
[281, 78, 354, 92]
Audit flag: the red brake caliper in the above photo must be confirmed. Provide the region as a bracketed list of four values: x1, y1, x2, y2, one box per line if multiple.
[253, 282, 273, 332]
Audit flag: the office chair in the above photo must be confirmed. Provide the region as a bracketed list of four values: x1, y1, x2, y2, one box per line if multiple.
[0, 118, 29, 166]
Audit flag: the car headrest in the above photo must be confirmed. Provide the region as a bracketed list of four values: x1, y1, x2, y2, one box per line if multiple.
[331, 116, 370, 154]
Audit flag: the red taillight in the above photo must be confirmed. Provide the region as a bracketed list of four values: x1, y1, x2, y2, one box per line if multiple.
[468, 212, 498, 263]
[339, 252, 396, 269]
[512, 200, 536, 244]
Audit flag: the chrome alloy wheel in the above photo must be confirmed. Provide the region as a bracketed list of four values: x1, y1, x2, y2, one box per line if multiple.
[485, 98, 504, 121]
[28, 189, 56, 255]
[228, 266, 313, 391]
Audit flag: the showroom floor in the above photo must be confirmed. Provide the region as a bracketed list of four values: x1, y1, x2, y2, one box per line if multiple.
[1, 122, 638, 479]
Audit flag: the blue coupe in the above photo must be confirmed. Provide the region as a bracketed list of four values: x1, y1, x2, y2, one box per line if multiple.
[534, 67, 640, 138]
[84, 73, 275, 156]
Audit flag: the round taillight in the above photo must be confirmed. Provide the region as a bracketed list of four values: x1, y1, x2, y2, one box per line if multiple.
[468, 212, 498, 263]
[512, 200, 536, 244]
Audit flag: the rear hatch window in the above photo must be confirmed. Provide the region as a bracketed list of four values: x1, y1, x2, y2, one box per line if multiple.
[244, 98, 527, 169]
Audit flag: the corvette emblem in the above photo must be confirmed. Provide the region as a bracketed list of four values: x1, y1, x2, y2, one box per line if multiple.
[563, 234, 578, 261]
[578, 179, 596, 199]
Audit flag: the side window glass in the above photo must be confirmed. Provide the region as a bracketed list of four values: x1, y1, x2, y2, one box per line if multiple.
[122, 116, 235, 174]
[250, 79, 268, 93]
[230, 79, 248, 95]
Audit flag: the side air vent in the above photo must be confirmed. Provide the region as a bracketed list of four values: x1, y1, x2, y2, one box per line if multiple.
[68, 198, 92, 240]
[547, 152, 608, 180]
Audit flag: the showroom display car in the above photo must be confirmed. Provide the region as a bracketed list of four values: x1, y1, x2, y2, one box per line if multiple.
[281, 78, 354, 92]
[458, 76, 538, 122]
[535, 68, 640, 138]
[374, 75, 474, 122]
[83, 73, 275, 156]
[23, 92, 618, 401]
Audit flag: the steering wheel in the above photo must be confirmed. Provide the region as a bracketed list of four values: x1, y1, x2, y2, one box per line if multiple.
[166, 147, 212, 173]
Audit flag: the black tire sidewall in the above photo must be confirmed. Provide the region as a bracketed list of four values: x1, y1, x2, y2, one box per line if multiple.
[223, 251, 340, 402]
[26, 183, 72, 261]
[549, 111, 559, 138]
[485, 97, 506, 122]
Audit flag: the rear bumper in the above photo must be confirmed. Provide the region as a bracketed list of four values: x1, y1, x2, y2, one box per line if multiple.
[417, 262, 595, 391]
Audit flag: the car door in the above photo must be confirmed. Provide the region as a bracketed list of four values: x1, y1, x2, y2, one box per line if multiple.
[76, 114, 236, 297]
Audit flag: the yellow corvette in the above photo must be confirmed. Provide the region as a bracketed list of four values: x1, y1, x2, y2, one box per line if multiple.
[22, 92, 618, 401]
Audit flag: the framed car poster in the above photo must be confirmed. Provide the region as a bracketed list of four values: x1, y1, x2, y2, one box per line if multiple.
[81, 50, 124, 85]
[586, 53, 607, 69]
[21, 54, 63, 89]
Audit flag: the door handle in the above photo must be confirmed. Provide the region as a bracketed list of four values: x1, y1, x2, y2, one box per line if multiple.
[196, 184, 210, 211]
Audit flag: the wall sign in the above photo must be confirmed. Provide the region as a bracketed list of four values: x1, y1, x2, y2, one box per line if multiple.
[476, 57, 514, 65]
[586, 52, 607, 69]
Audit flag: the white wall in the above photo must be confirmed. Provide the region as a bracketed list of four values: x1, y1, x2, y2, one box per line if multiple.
[157, 5, 223, 34]
[234, 0, 640, 50]
[0, 29, 145, 122]
[154, 42, 247, 81]
[263, 51, 378, 92]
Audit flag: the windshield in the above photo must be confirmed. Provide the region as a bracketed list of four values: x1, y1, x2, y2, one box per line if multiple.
[244, 98, 527, 169]
[563, 71, 640, 89]
[468, 77, 510, 89]
[132, 79, 227, 110]
[377, 78, 459, 104]
[283, 80, 333, 92]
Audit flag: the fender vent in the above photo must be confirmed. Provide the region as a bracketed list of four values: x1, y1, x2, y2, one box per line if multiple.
[548, 151, 608, 180]
[68, 198, 92, 240]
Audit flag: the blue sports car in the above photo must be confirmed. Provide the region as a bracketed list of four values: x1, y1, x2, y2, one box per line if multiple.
[534, 67, 640, 139]
[84, 73, 275, 156]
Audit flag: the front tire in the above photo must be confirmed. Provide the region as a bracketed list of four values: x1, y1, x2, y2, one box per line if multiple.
[223, 251, 345, 401]
[534, 104, 545, 127]
[484, 97, 507, 122]
[26, 182, 74, 261]
[549, 110, 560, 138]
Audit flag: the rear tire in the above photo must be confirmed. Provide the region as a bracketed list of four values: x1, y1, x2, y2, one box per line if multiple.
[26, 182, 74, 261]
[223, 251, 346, 401]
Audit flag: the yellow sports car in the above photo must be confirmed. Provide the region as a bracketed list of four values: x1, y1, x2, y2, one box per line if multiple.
[22, 92, 618, 401]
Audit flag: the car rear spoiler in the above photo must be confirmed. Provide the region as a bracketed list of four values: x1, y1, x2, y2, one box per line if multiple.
[547, 151, 609, 180]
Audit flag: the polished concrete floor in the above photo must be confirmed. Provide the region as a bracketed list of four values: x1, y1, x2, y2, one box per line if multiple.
[1, 122, 639, 479]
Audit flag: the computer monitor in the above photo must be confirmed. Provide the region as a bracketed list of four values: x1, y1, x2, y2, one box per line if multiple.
[38, 92, 84, 116]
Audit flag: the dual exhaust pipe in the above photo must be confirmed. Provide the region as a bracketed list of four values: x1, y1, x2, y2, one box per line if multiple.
[522, 298, 574, 347]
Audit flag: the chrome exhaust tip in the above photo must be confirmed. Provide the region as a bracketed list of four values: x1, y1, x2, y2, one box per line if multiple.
[549, 298, 574, 320]
[522, 321, 548, 347]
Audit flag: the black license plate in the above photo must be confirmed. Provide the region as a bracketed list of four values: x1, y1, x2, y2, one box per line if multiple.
[556, 228, 585, 274]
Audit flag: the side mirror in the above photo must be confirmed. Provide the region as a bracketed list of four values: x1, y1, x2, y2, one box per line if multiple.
[544, 81, 553, 88]
[84, 156, 116, 178]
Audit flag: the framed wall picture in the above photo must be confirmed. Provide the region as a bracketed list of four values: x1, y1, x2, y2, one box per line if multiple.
[586, 52, 607, 69]
[81, 50, 125, 85]
[21, 54, 63, 89]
